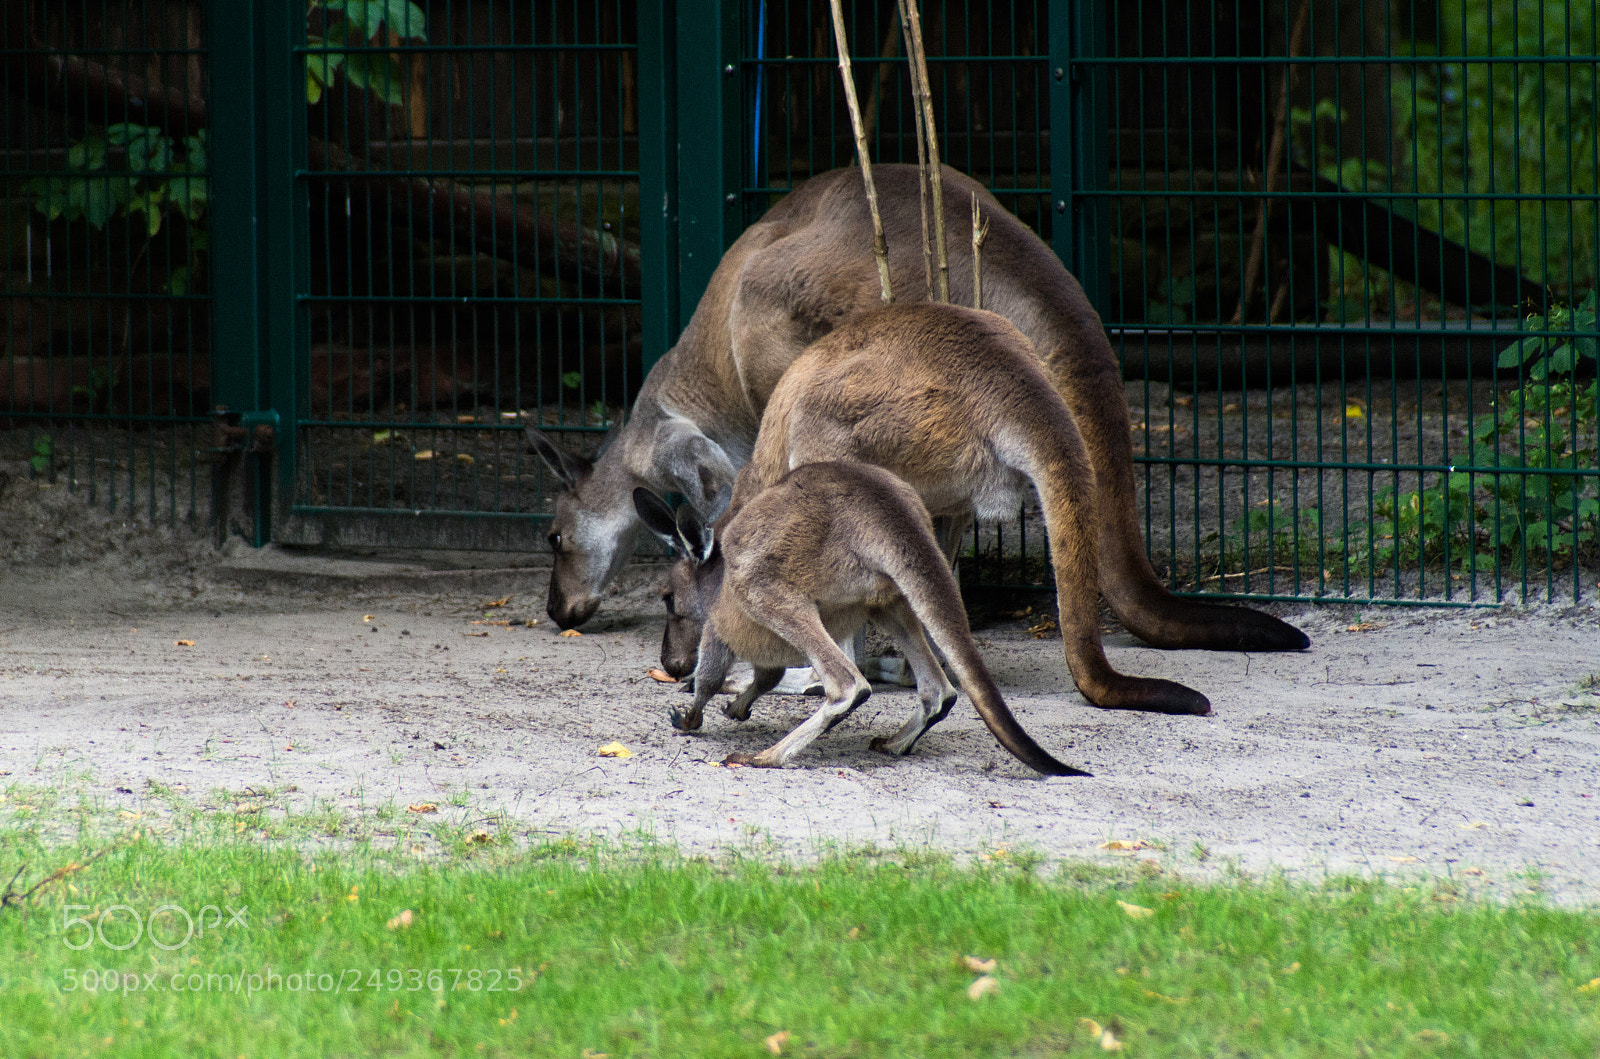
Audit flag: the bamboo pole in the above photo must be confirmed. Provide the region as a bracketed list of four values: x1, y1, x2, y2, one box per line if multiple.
[971, 192, 990, 310]
[829, 0, 894, 303]
[896, 0, 948, 303]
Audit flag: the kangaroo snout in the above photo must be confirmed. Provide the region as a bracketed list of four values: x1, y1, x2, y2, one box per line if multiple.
[546, 585, 600, 631]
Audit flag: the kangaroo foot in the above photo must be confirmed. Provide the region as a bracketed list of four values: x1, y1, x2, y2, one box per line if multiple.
[1086, 677, 1212, 716]
[723, 751, 781, 768]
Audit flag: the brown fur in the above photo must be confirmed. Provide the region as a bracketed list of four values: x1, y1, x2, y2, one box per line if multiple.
[725, 302, 1211, 715]
[635, 463, 1086, 774]
[531, 164, 1307, 660]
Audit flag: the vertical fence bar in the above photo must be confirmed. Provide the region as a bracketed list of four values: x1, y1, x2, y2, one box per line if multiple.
[639, 0, 680, 367]
[675, 0, 741, 323]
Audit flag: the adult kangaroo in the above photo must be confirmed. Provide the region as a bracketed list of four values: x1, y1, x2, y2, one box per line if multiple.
[529, 163, 1308, 660]
[680, 301, 1217, 715]
[633, 462, 1087, 775]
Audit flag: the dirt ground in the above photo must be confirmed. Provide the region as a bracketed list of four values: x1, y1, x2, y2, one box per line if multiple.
[2, 465, 1599, 905]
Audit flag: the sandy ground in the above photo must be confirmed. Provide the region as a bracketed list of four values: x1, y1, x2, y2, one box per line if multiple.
[2, 470, 1599, 905]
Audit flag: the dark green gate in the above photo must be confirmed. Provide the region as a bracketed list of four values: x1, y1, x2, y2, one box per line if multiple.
[4, 0, 1595, 604]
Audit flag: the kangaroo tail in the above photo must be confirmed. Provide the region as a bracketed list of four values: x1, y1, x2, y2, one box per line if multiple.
[870, 503, 1089, 778]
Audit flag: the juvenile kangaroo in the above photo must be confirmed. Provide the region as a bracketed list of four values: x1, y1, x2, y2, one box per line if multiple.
[632, 462, 1087, 775]
[529, 164, 1306, 663]
[676, 301, 1213, 715]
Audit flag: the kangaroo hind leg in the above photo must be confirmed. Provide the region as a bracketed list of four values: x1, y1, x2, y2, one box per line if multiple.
[722, 596, 871, 768]
[725, 666, 784, 721]
[868, 602, 959, 757]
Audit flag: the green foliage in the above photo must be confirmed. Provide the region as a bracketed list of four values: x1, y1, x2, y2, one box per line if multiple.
[27, 125, 205, 239]
[28, 435, 52, 475]
[1392, 0, 1600, 298]
[306, 0, 428, 107]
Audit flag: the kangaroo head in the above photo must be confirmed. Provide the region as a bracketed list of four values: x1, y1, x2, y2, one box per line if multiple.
[528, 427, 640, 630]
[633, 488, 719, 679]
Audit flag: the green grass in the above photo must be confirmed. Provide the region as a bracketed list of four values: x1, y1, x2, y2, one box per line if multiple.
[1, 826, 1597, 1058]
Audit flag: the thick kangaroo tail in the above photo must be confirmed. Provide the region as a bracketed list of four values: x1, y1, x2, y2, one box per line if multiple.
[1016, 421, 1214, 715]
[872, 511, 1088, 778]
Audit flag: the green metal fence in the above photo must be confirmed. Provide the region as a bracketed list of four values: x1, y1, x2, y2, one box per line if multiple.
[4, 0, 1596, 605]
[2, 1, 212, 528]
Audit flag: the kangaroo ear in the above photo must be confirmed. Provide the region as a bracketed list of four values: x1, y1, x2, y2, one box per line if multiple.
[632, 487, 680, 545]
[654, 422, 736, 515]
[674, 505, 717, 566]
[526, 427, 592, 490]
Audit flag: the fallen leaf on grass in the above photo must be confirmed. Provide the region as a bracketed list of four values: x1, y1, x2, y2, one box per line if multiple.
[1577, 977, 1600, 994]
[967, 975, 999, 1000]
[1078, 1019, 1103, 1037]
[173, 640, 195, 647]
[1412, 1029, 1449, 1044]
[1100, 839, 1150, 852]
[846, 926, 861, 939]
[1388, 855, 1420, 864]
[764, 1030, 791, 1054]
[1100, 1028, 1124, 1051]
[597, 742, 633, 758]
[468, 830, 492, 844]
[386, 909, 415, 930]
[962, 955, 997, 974]
[1117, 900, 1155, 919]
[559, 629, 584, 638]
[1345, 621, 1383, 632]
[407, 803, 439, 814]
[1462, 867, 1484, 876]
[581, 1051, 609, 1059]
[1144, 989, 1188, 1004]
[647, 668, 677, 683]
[1281, 962, 1301, 974]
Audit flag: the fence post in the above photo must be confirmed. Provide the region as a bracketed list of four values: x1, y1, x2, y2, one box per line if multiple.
[673, 0, 743, 331]
[1049, 0, 1109, 312]
[638, 0, 679, 373]
[206, 0, 307, 545]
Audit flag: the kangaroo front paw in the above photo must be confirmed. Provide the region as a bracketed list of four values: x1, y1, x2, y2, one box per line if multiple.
[723, 700, 753, 722]
[669, 706, 704, 732]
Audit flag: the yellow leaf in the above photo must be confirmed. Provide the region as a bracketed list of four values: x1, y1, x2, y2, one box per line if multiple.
[1100, 839, 1149, 852]
[1345, 404, 1365, 418]
[1281, 961, 1301, 974]
[456, 414, 478, 423]
[1413, 1029, 1449, 1044]
[597, 742, 633, 758]
[560, 629, 584, 638]
[764, 1030, 791, 1055]
[581, 1052, 609, 1059]
[483, 596, 512, 608]
[407, 803, 438, 814]
[455, 453, 475, 464]
[468, 830, 492, 844]
[962, 955, 997, 974]
[345, 886, 359, 903]
[1100, 1028, 1124, 1051]
[1578, 977, 1600, 993]
[363, 615, 374, 622]
[1117, 900, 1155, 919]
[414, 449, 434, 460]
[1459, 821, 1489, 830]
[1389, 855, 1419, 864]
[846, 926, 862, 939]
[173, 639, 195, 647]
[967, 975, 999, 1000]
[386, 909, 415, 930]
[647, 668, 677, 683]
[1077, 1019, 1103, 1038]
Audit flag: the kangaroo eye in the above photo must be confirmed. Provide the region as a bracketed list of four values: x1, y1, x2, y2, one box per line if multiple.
[547, 532, 562, 553]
